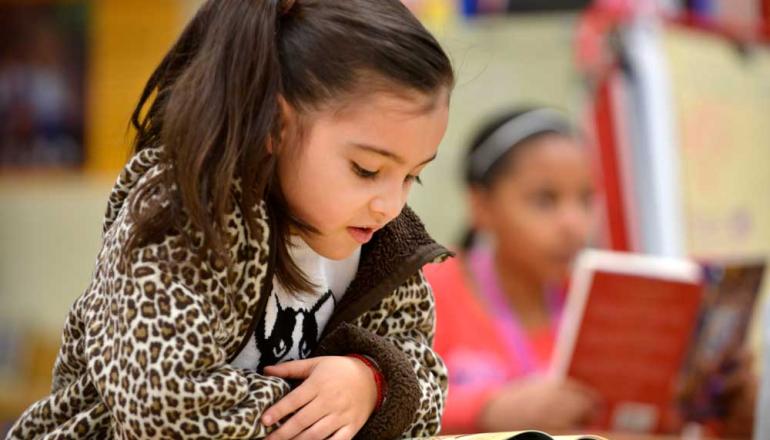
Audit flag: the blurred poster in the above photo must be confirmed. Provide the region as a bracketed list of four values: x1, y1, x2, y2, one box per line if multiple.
[401, 0, 456, 27]
[687, 0, 763, 27]
[663, 27, 770, 258]
[460, 0, 590, 16]
[0, 2, 88, 169]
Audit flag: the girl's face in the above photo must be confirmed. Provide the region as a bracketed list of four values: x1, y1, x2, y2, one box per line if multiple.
[277, 91, 449, 260]
[471, 134, 596, 283]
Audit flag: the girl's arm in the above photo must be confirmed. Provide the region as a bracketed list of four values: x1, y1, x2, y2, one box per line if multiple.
[8, 268, 292, 439]
[91, 271, 292, 439]
[65, 201, 292, 440]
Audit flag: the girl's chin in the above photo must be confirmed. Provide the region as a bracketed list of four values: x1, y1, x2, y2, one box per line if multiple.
[304, 235, 360, 261]
[542, 263, 572, 284]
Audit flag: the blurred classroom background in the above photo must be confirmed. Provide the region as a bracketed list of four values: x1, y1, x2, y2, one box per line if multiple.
[1, 0, 769, 437]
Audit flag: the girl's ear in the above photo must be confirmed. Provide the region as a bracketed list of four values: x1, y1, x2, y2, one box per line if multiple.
[468, 186, 492, 233]
[271, 95, 296, 155]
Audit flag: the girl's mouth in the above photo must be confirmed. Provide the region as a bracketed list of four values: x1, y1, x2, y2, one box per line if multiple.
[347, 226, 375, 244]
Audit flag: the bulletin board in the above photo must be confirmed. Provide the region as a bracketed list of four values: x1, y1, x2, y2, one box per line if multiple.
[663, 26, 770, 259]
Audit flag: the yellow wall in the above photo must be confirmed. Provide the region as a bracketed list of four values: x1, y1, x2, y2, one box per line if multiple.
[85, 0, 185, 173]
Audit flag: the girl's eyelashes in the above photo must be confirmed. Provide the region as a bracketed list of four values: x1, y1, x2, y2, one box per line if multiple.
[352, 162, 378, 179]
[530, 189, 558, 210]
[406, 175, 423, 185]
[352, 161, 423, 185]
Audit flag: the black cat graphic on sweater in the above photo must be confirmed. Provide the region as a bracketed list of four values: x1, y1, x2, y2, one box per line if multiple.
[254, 289, 336, 372]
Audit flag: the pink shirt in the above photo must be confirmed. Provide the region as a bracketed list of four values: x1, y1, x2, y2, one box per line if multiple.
[425, 249, 562, 433]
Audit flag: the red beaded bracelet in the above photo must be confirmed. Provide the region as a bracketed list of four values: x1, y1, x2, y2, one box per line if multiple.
[346, 354, 386, 412]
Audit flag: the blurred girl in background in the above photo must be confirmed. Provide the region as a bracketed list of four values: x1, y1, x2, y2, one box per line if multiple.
[425, 107, 600, 434]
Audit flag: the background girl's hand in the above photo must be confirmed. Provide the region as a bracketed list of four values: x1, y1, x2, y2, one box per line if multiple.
[717, 350, 757, 439]
[262, 356, 378, 440]
[479, 377, 601, 433]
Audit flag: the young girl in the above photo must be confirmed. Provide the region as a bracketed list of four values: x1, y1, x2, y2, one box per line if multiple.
[425, 108, 600, 434]
[8, 1, 454, 439]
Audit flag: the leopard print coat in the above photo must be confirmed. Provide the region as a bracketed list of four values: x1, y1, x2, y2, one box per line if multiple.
[7, 147, 450, 439]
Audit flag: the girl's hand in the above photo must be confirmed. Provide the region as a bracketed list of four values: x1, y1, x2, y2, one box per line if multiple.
[479, 377, 601, 433]
[717, 350, 757, 439]
[262, 356, 378, 440]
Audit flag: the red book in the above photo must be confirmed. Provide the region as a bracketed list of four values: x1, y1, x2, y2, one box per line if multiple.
[551, 250, 704, 434]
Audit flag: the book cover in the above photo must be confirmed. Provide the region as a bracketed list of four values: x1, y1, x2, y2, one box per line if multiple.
[423, 430, 606, 440]
[754, 299, 770, 438]
[677, 258, 766, 425]
[551, 250, 704, 433]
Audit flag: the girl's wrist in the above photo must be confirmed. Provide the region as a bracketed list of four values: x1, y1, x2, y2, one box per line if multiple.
[346, 354, 386, 412]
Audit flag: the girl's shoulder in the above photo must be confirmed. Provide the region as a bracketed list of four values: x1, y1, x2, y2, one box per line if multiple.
[103, 146, 165, 234]
[88, 147, 271, 353]
[102, 147, 271, 273]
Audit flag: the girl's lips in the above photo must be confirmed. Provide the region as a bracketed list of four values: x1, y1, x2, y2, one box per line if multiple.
[347, 226, 375, 244]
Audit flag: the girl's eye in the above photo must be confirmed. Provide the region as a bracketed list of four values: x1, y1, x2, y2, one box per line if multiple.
[531, 190, 558, 209]
[405, 175, 423, 185]
[352, 162, 378, 179]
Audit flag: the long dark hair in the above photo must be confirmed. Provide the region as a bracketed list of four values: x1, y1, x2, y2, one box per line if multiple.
[125, 0, 454, 292]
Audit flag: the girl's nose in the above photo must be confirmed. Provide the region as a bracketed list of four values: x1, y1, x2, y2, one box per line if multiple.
[370, 187, 405, 225]
[560, 201, 593, 243]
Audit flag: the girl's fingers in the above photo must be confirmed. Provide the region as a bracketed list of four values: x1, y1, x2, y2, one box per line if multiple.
[293, 414, 339, 440]
[559, 381, 602, 426]
[262, 383, 316, 427]
[264, 358, 318, 379]
[265, 397, 329, 440]
[722, 369, 748, 391]
[563, 379, 602, 405]
[328, 425, 355, 440]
